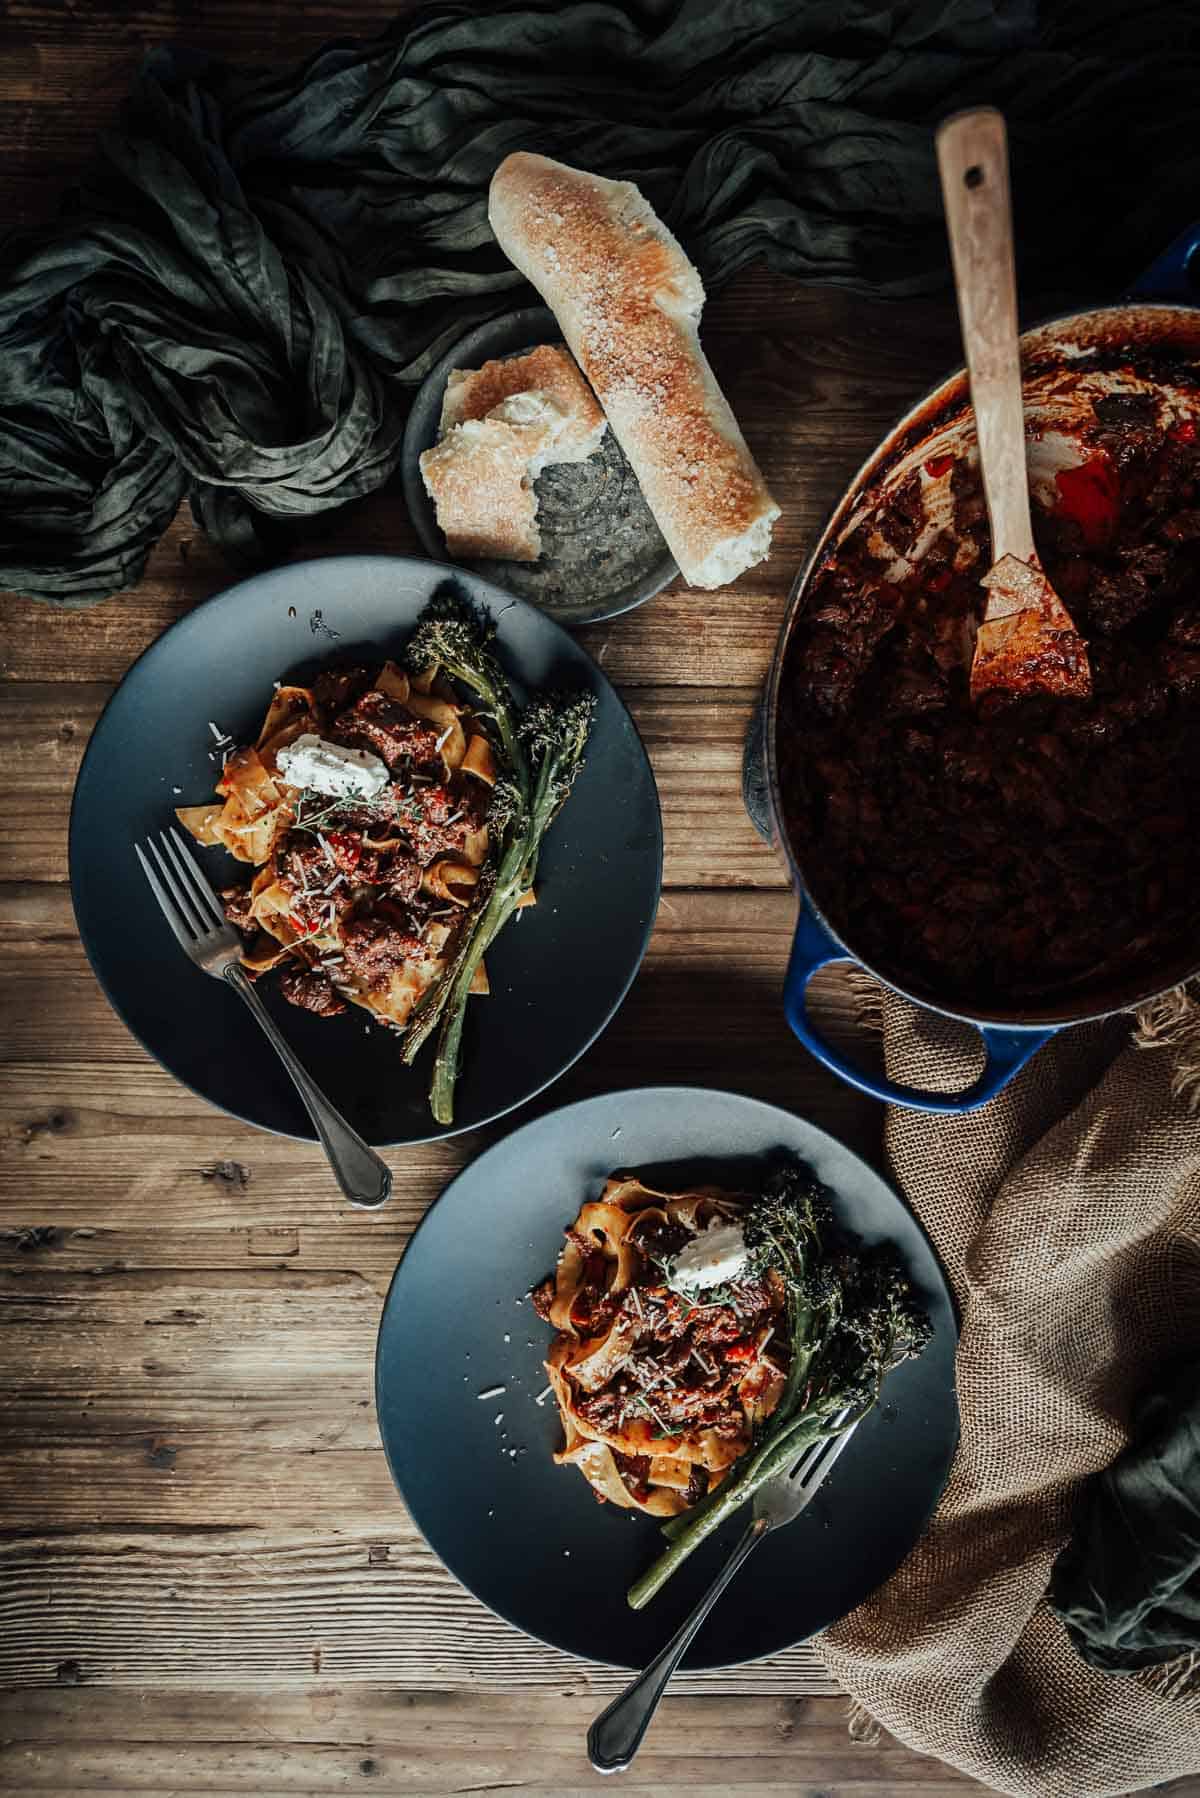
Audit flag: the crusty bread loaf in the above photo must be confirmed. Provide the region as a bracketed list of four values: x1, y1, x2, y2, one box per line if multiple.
[419, 403, 564, 561]
[441, 345, 607, 465]
[487, 152, 780, 589]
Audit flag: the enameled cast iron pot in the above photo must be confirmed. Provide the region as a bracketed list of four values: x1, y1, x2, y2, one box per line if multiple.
[766, 225, 1200, 1114]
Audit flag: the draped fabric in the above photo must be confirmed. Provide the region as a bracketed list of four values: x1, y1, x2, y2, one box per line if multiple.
[1048, 1359, 1200, 1680]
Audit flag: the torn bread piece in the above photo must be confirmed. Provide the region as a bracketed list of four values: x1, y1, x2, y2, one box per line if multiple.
[487, 391, 572, 476]
[420, 400, 565, 561]
[441, 344, 608, 465]
[488, 152, 780, 589]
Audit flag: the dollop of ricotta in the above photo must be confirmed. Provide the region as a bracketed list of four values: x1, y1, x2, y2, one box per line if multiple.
[669, 1221, 750, 1292]
[274, 734, 389, 800]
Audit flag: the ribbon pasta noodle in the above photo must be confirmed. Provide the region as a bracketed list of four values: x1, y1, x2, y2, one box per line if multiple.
[177, 656, 507, 1034]
[532, 1177, 789, 1517]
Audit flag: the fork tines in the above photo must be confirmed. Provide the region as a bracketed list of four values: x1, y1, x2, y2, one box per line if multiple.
[135, 826, 228, 952]
[789, 1408, 860, 1489]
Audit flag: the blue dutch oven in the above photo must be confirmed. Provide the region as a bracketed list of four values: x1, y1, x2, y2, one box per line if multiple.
[767, 227, 1200, 1114]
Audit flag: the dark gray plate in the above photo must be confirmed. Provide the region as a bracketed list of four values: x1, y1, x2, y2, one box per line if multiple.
[375, 1087, 959, 1668]
[68, 556, 663, 1147]
[401, 307, 677, 625]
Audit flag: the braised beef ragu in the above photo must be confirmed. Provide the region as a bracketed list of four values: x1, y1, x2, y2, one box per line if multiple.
[403, 780, 486, 863]
[534, 1221, 786, 1507]
[309, 663, 374, 714]
[214, 657, 492, 1019]
[330, 689, 442, 771]
[779, 409, 1200, 1007]
[278, 963, 347, 1017]
[339, 904, 426, 991]
[221, 885, 256, 936]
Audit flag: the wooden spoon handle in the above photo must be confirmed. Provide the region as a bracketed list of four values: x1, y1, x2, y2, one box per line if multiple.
[936, 108, 1036, 565]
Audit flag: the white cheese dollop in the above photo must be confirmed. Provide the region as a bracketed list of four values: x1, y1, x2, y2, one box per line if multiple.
[669, 1221, 750, 1293]
[274, 733, 389, 800]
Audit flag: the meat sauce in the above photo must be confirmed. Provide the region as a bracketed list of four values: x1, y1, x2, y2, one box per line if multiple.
[779, 407, 1200, 1007]
[532, 1254, 783, 1506]
[224, 665, 488, 1009]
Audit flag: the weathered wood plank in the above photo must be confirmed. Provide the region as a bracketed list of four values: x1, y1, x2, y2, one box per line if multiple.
[0, 890, 851, 1072]
[0, 544, 785, 691]
[0, 881, 808, 969]
[0, 879, 880, 1257]
[0, 1441, 397, 1532]
[0, 1266, 383, 1444]
[3, 1687, 1199, 1794]
[0, 1692, 1001, 1794]
[0, 1008, 876, 1230]
[0, 1049, 876, 1233]
[0, 1687, 881, 1749]
[0, 1746, 979, 1795]
[0, 1537, 837, 1696]
[0, 888, 878, 1282]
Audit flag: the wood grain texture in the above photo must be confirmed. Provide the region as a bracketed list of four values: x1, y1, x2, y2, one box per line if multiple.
[0, 886, 874, 1279]
[5, 1689, 1200, 1797]
[0, 1692, 989, 1796]
[0, 1532, 844, 1697]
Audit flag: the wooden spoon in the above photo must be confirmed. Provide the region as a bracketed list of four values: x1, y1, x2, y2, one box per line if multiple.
[936, 108, 1092, 702]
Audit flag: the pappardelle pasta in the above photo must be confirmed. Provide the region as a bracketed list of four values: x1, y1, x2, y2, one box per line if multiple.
[179, 658, 501, 1029]
[531, 1177, 788, 1518]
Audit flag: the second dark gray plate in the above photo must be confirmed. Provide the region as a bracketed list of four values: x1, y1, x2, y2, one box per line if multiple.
[401, 306, 677, 625]
[376, 1087, 959, 1668]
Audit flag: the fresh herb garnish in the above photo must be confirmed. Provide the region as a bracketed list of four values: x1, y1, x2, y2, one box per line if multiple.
[290, 788, 390, 836]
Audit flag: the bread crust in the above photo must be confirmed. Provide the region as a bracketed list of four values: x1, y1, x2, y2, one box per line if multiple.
[419, 416, 553, 561]
[488, 152, 779, 588]
[441, 345, 606, 464]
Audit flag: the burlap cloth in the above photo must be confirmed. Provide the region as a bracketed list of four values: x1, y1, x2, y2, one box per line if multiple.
[817, 983, 1200, 1798]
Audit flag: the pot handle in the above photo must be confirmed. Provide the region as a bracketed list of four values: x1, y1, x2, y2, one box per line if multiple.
[1129, 221, 1200, 303]
[783, 899, 1054, 1114]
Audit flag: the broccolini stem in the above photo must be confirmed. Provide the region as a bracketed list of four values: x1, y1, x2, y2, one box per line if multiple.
[656, 1307, 824, 1547]
[474, 693, 528, 802]
[628, 1397, 859, 1610]
[426, 856, 525, 1124]
[426, 747, 574, 1123]
[627, 1415, 830, 1610]
[399, 859, 499, 1067]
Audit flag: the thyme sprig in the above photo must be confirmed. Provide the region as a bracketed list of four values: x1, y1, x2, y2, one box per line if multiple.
[288, 787, 390, 836]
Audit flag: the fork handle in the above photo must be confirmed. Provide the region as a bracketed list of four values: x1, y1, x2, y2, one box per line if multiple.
[223, 965, 392, 1210]
[587, 1517, 766, 1774]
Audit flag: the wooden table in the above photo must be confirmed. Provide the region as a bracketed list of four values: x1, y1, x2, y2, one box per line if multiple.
[0, 6, 1150, 1795]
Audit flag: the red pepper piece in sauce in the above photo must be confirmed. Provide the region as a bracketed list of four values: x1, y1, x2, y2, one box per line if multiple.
[923, 454, 954, 479]
[1169, 420, 1197, 444]
[1055, 454, 1119, 549]
[724, 1341, 757, 1363]
[326, 830, 363, 870]
[927, 568, 953, 593]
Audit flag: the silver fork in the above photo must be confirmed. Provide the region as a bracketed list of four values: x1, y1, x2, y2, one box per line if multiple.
[135, 826, 392, 1210]
[587, 1412, 861, 1774]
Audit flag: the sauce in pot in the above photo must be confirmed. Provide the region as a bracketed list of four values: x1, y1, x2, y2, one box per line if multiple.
[779, 404, 1200, 1009]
